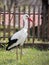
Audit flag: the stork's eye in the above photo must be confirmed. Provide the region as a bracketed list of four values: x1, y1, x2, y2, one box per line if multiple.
[26, 16, 28, 17]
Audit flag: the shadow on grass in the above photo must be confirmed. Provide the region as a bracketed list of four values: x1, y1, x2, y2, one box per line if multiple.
[32, 46, 49, 51]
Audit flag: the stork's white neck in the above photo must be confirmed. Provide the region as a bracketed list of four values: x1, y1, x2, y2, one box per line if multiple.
[23, 19, 28, 29]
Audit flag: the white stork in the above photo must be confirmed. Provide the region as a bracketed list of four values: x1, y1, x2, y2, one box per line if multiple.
[6, 14, 33, 59]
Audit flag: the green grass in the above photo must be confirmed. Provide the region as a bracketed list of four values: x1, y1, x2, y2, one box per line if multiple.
[0, 48, 49, 65]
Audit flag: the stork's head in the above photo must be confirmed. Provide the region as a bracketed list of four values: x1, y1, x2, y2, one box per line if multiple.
[23, 14, 33, 22]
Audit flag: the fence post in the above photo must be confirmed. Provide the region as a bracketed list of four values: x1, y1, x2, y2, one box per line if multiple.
[28, 5, 30, 41]
[8, 8, 11, 38]
[0, 11, 1, 39]
[38, 5, 40, 40]
[42, 5, 48, 41]
[13, 5, 16, 33]
[18, 6, 20, 30]
[23, 5, 25, 27]
[3, 5, 6, 40]
[32, 5, 35, 44]
[48, 6, 49, 40]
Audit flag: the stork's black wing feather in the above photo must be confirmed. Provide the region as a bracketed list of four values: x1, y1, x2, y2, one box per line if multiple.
[6, 38, 18, 51]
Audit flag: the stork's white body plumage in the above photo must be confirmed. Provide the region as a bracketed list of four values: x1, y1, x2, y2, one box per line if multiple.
[6, 14, 33, 50]
[8, 28, 28, 50]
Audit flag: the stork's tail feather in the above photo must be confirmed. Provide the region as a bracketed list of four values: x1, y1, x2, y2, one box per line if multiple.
[6, 45, 16, 51]
[6, 39, 18, 51]
[6, 42, 12, 50]
[6, 42, 16, 51]
[6, 42, 11, 51]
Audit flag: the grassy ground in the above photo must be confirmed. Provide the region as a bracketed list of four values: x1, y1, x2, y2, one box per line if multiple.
[0, 48, 49, 65]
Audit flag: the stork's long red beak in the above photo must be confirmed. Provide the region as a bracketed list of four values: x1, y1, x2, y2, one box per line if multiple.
[28, 17, 33, 22]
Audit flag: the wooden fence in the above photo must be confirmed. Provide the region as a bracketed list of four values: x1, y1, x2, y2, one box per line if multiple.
[0, 5, 49, 47]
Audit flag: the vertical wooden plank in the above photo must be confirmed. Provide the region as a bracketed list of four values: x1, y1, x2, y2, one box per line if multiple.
[3, 5, 5, 40]
[18, 6, 20, 30]
[8, 8, 11, 38]
[38, 6, 40, 40]
[23, 5, 25, 14]
[32, 5, 35, 44]
[23, 5, 25, 27]
[48, 6, 49, 40]
[42, 5, 46, 41]
[32, 6, 33, 43]
[13, 5, 16, 33]
[0, 12, 1, 39]
[28, 5, 30, 41]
